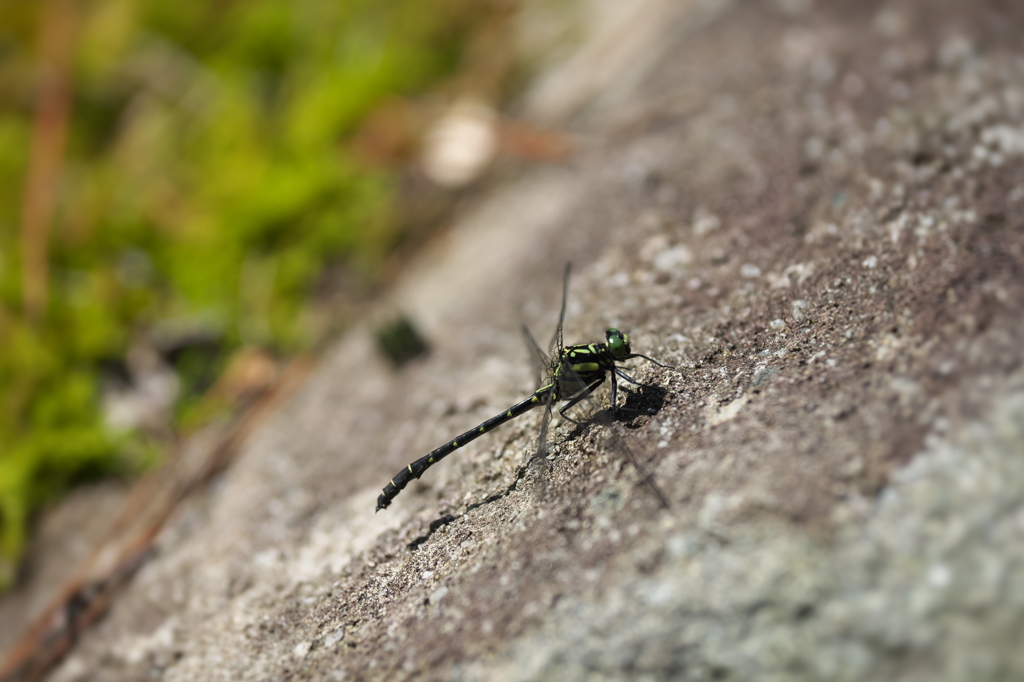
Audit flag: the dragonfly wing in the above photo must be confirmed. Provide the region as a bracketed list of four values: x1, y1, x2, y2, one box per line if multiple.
[547, 262, 571, 360]
[600, 420, 671, 510]
[530, 377, 557, 501]
[522, 323, 550, 388]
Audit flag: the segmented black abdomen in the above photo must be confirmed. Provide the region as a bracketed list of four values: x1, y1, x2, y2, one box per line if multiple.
[376, 385, 555, 511]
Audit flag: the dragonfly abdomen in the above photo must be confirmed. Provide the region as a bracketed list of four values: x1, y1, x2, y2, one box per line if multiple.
[376, 384, 555, 511]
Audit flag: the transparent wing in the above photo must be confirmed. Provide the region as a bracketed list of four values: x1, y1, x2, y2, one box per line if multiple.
[547, 262, 571, 360]
[522, 324, 551, 388]
[533, 262, 572, 500]
[531, 377, 556, 501]
[533, 354, 600, 482]
[598, 417, 671, 510]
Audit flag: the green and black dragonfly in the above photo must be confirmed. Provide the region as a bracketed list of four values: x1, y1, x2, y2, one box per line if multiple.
[376, 265, 673, 511]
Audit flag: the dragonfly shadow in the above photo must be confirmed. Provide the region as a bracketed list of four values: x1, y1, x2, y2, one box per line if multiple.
[407, 513, 458, 550]
[615, 382, 670, 425]
[564, 382, 670, 438]
[408, 452, 540, 550]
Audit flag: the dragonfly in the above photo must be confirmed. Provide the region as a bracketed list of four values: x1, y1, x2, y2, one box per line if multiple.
[375, 264, 673, 512]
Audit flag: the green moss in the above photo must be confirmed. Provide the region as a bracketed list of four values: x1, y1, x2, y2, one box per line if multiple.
[0, 0, 495, 589]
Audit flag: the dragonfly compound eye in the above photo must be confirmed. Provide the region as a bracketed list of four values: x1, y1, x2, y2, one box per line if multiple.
[606, 328, 631, 357]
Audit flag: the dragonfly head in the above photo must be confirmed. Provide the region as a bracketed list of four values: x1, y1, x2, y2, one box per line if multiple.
[605, 328, 631, 359]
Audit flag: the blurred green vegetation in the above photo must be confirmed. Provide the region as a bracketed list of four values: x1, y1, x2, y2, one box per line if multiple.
[0, 0, 498, 588]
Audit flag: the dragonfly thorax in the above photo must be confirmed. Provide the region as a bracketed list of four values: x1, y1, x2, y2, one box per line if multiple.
[553, 330, 632, 398]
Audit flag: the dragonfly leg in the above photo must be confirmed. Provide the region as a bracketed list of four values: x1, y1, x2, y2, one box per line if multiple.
[625, 352, 675, 369]
[610, 369, 660, 417]
[614, 368, 643, 385]
[558, 377, 605, 424]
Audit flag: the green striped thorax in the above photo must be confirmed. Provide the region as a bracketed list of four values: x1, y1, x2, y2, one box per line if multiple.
[554, 328, 633, 396]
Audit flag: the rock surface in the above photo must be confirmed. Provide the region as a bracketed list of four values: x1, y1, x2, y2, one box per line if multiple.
[16, 1, 1024, 680]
